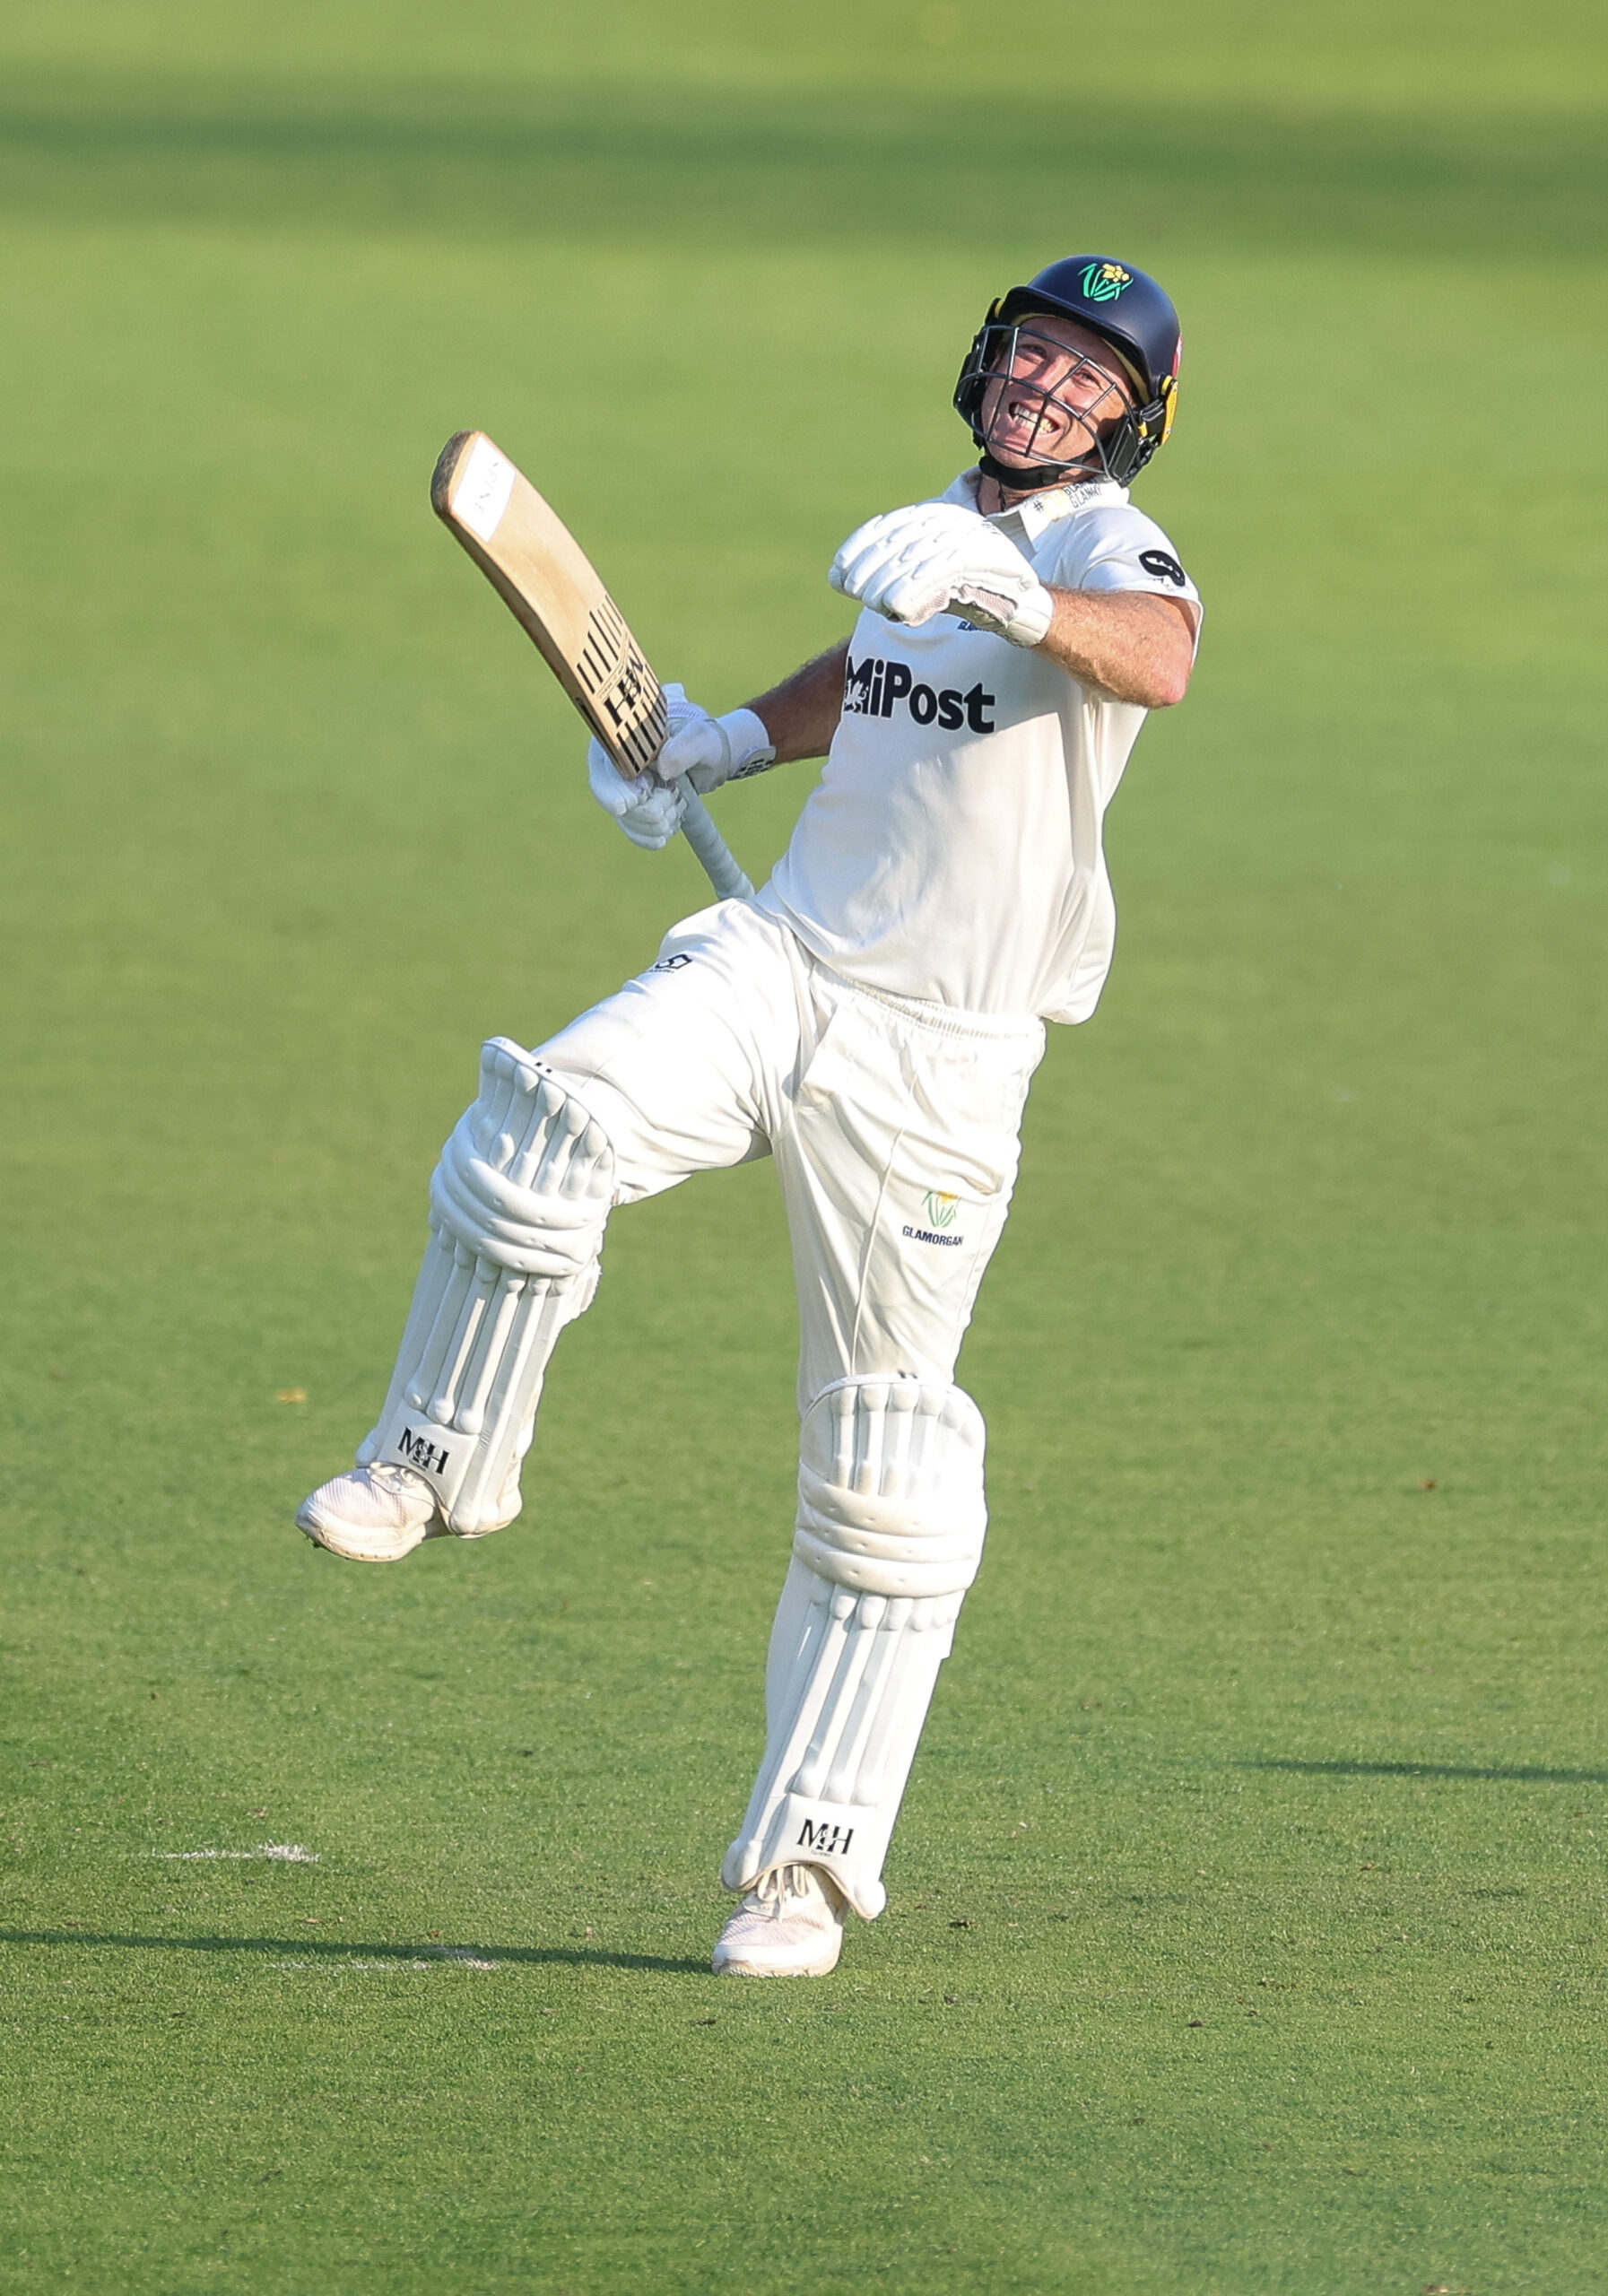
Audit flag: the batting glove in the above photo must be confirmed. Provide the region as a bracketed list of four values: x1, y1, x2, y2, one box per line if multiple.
[830, 501, 1055, 648]
[656, 701, 776, 794]
[587, 682, 711, 851]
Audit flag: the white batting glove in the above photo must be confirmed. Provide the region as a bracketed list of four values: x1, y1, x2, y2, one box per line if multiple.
[586, 682, 708, 851]
[587, 743, 684, 849]
[830, 501, 1055, 648]
[656, 702, 776, 794]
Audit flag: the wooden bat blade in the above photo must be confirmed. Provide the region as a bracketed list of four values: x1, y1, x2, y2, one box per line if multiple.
[430, 430, 667, 778]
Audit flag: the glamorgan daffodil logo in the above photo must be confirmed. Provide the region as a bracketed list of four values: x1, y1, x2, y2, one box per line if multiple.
[1081, 261, 1133, 302]
[921, 1189, 960, 1230]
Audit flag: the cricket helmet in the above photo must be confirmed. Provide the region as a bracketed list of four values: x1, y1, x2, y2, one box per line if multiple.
[953, 255, 1183, 490]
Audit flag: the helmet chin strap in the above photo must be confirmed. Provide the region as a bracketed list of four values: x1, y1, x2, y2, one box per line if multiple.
[977, 448, 1102, 493]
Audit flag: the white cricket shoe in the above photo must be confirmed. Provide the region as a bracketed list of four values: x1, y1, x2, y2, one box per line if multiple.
[295, 1463, 440, 1562]
[711, 1863, 847, 1978]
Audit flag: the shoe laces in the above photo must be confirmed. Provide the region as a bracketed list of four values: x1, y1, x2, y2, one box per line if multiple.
[745, 1863, 836, 1922]
[369, 1464, 427, 1496]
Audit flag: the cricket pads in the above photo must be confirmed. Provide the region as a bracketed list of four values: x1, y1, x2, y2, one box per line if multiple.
[359, 1039, 613, 1535]
[724, 1378, 987, 1918]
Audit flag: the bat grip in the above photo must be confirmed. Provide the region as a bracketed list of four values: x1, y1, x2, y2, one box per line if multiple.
[679, 788, 754, 901]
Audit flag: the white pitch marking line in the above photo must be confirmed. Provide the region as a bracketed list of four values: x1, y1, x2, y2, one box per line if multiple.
[153, 1843, 321, 1863]
[267, 1957, 489, 1974]
[269, 1960, 430, 1973]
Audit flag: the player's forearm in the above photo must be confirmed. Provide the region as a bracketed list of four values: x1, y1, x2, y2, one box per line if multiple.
[1035, 589, 1195, 709]
[744, 642, 850, 763]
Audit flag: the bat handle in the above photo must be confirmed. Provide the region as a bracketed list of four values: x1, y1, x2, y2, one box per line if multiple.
[679, 788, 754, 901]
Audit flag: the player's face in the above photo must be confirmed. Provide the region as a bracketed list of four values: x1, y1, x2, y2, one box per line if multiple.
[978, 312, 1135, 475]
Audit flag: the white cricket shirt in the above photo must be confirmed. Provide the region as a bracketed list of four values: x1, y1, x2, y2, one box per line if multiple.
[761, 471, 1201, 1023]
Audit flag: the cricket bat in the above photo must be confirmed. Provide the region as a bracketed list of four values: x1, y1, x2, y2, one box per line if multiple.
[430, 430, 752, 900]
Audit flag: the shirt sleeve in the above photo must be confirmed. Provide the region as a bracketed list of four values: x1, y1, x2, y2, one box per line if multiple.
[1042, 503, 1203, 639]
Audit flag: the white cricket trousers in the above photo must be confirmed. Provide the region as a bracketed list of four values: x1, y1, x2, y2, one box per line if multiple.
[535, 898, 1046, 1404]
[531, 897, 1046, 1917]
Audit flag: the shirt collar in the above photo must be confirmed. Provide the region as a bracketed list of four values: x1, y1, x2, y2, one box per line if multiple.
[942, 466, 1126, 535]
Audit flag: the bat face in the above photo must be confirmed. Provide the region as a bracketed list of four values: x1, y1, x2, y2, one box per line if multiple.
[431, 431, 667, 778]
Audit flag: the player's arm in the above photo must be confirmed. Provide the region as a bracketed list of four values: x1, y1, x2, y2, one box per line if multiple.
[739, 641, 850, 762]
[649, 641, 848, 800]
[830, 500, 1196, 709]
[1034, 588, 1195, 709]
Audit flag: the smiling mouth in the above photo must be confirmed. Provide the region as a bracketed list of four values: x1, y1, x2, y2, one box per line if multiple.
[1004, 392, 1057, 430]
[993, 393, 1073, 459]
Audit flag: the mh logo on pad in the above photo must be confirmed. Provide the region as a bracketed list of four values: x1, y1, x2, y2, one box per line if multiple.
[395, 1425, 453, 1480]
[844, 655, 995, 733]
[797, 1818, 855, 1857]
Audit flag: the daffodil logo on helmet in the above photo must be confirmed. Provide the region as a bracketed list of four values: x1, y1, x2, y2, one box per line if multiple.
[1081, 262, 1133, 302]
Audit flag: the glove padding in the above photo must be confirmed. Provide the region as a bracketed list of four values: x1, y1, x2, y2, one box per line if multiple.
[656, 703, 775, 794]
[587, 683, 697, 851]
[829, 501, 1055, 648]
[588, 687, 776, 852]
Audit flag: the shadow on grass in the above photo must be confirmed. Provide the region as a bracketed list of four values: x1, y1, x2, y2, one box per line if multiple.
[1246, 1759, 1608, 1786]
[0, 1929, 707, 1974]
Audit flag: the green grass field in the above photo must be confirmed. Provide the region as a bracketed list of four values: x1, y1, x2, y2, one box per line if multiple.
[2, 2, 1606, 2288]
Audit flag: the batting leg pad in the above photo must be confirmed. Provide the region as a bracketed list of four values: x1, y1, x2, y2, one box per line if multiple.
[793, 1376, 988, 1598]
[358, 1039, 614, 1536]
[723, 1377, 988, 1918]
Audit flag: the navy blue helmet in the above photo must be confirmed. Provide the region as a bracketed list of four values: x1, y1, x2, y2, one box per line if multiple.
[954, 256, 1183, 490]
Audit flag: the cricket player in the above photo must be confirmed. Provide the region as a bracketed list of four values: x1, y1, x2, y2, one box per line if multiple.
[298, 257, 1201, 1978]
